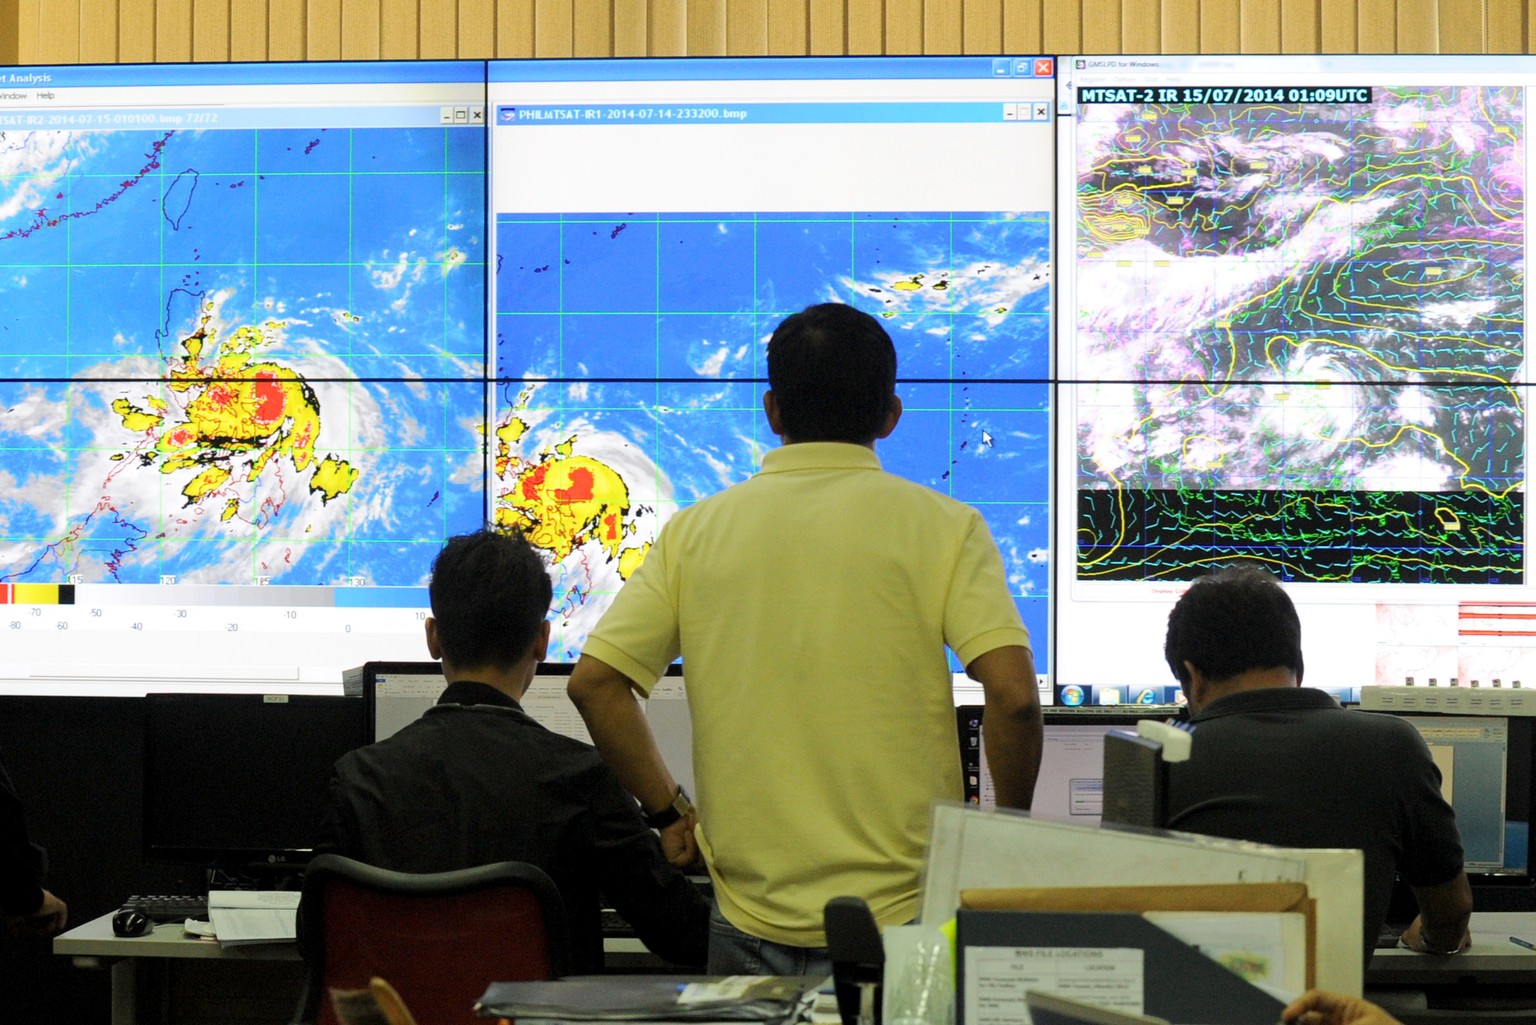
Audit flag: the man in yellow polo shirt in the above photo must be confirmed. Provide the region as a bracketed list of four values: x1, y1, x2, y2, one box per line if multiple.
[568, 302, 1042, 976]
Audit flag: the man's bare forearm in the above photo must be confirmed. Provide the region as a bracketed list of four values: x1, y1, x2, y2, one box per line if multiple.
[969, 645, 1044, 811]
[1411, 872, 1473, 953]
[568, 655, 680, 813]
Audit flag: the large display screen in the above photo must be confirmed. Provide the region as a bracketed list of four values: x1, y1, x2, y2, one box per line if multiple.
[0, 56, 1055, 696]
[1055, 55, 1532, 705]
[488, 56, 1056, 678]
[0, 61, 486, 693]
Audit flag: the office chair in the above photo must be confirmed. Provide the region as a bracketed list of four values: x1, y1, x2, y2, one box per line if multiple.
[292, 854, 571, 1025]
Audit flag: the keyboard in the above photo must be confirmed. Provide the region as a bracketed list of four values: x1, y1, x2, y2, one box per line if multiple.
[599, 908, 636, 938]
[120, 894, 209, 923]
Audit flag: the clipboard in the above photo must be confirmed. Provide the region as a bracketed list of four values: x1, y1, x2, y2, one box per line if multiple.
[955, 909, 1289, 1025]
[920, 803, 1363, 994]
[959, 882, 1316, 988]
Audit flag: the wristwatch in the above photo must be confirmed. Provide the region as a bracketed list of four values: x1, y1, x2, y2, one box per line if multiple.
[643, 785, 693, 829]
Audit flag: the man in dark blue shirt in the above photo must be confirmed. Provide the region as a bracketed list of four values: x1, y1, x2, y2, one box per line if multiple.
[1162, 566, 1471, 964]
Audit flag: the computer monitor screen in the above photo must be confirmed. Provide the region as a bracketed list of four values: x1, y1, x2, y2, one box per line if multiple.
[143, 693, 368, 866]
[1394, 713, 1530, 878]
[0, 60, 486, 696]
[488, 56, 1056, 678]
[959, 706, 1171, 821]
[1053, 53, 1532, 706]
[363, 661, 696, 796]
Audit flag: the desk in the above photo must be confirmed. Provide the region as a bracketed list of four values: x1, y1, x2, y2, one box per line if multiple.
[55, 913, 675, 1025]
[54, 913, 304, 1025]
[1367, 912, 1536, 1023]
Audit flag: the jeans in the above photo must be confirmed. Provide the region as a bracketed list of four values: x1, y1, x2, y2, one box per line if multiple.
[707, 902, 834, 979]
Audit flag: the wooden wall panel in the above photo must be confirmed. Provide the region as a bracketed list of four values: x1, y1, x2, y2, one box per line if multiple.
[1120, 0, 1158, 51]
[1318, 0, 1356, 49]
[461, 0, 497, 55]
[14, 0, 38, 65]
[267, 0, 304, 58]
[81, 0, 120, 62]
[686, 0, 726, 53]
[307, 0, 342, 57]
[39, 0, 82, 61]
[846, 0, 881, 51]
[340, 0, 381, 58]
[1199, 0, 1239, 50]
[573, 0, 610, 53]
[380, 0, 418, 55]
[1161, 0, 1200, 50]
[1436, 0, 1483, 51]
[768, 0, 808, 53]
[1356, 0, 1395, 51]
[119, 0, 156, 60]
[192, 0, 229, 59]
[1487, 0, 1524, 51]
[1395, 0, 1436, 50]
[1279, 0, 1316, 51]
[156, 0, 192, 58]
[1041, 0, 1080, 51]
[962, 0, 1001, 51]
[649, 0, 686, 53]
[230, 0, 269, 59]
[1240, 0, 1279, 50]
[420, 0, 458, 54]
[614, 0, 647, 52]
[1002, 0, 1041, 49]
[0, 0, 18, 64]
[17, 0, 1536, 66]
[885, 0, 923, 51]
[809, 0, 845, 51]
[536, 0, 575, 53]
[1080, 0, 1119, 51]
[924, 0, 962, 51]
[727, 0, 768, 52]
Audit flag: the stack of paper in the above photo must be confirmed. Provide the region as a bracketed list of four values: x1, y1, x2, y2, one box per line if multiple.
[204, 890, 302, 946]
[474, 975, 823, 1023]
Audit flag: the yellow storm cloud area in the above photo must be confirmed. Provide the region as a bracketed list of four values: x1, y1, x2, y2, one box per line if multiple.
[113, 320, 359, 517]
[309, 456, 359, 504]
[497, 454, 633, 562]
[181, 465, 231, 503]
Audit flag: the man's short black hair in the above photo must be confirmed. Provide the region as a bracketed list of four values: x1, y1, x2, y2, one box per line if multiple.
[428, 528, 552, 669]
[1164, 565, 1304, 687]
[766, 303, 898, 444]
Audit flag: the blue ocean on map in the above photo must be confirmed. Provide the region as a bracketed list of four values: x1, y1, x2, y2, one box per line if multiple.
[495, 210, 1051, 669]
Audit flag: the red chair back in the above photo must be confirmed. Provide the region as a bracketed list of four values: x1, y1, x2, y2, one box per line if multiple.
[295, 855, 570, 1025]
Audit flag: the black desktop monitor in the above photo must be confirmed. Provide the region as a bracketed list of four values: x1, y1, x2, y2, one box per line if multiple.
[1374, 710, 1534, 924]
[360, 660, 697, 797]
[1387, 712, 1533, 883]
[143, 693, 368, 869]
[958, 706, 1179, 822]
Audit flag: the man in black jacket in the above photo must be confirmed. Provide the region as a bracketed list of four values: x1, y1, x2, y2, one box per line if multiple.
[321, 529, 707, 972]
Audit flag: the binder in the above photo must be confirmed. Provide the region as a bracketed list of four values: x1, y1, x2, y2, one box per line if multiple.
[921, 803, 1364, 994]
[959, 882, 1316, 987]
[955, 909, 1287, 1025]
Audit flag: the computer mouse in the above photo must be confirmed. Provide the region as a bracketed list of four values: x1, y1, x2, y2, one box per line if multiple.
[111, 908, 151, 937]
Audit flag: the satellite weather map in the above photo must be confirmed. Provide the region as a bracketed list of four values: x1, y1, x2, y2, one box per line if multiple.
[493, 211, 1054, 662]
[0, 125, 486, 586]
[1072, 86, 1524, 584]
